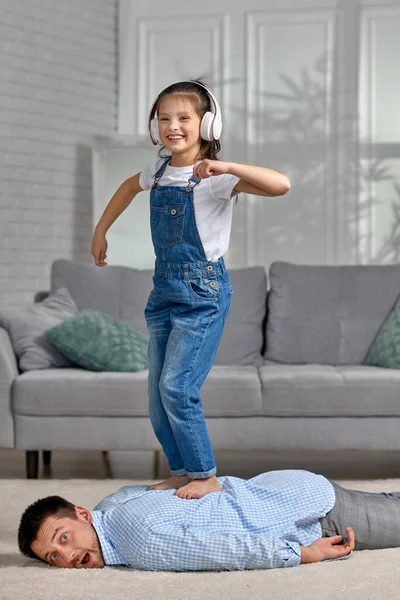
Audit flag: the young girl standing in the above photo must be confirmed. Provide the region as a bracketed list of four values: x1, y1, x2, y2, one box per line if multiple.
[91, 80, 290, 500]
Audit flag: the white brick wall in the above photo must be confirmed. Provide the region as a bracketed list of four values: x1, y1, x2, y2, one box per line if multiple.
[0, 0, 117, 307]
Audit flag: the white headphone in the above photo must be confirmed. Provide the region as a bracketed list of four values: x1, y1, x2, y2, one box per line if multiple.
[148, 81, 222, 145]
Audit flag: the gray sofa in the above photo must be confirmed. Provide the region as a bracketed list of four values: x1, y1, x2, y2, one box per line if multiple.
[1, 259, 399, 478]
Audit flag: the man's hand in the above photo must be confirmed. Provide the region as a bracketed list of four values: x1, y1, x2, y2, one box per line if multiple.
[193, 160, 230, 180]
[300, 526, 355, 564]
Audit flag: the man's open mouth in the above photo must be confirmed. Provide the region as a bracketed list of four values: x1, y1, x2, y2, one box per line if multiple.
[81, 552, 90, 565]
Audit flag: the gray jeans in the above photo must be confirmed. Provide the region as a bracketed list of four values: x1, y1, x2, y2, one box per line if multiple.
[320, 481, 400, 550]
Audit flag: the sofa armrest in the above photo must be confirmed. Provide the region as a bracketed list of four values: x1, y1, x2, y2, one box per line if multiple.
[0, 327, 18, 447]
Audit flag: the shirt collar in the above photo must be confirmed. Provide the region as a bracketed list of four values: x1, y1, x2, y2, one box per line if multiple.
[91, 510, 127, 566]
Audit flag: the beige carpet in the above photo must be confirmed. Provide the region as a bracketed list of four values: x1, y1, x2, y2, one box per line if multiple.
[2, 478, 400, 600]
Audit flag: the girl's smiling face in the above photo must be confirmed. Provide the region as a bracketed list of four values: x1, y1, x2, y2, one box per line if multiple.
[157, 94, 202, 164]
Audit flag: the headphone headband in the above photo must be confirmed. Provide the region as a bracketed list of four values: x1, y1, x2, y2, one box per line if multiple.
[148, 80, 222, 145]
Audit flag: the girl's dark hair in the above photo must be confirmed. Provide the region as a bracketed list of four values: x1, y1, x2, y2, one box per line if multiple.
[18, 495, 77, 560]
[155, 79, 221, 161]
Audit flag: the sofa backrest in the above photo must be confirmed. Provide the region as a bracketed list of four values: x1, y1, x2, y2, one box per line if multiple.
[51, 260, 267, 366]
[215, 266, 267, 365]
[51, 259, 153, 336]
[265, 261, 400, 365]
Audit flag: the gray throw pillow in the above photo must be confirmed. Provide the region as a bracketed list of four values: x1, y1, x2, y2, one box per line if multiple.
[0, 287, 78, 371]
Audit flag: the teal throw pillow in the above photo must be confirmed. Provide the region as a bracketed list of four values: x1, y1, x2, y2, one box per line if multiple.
[364, 295, 400, 369]
[45, 310, 148, 372]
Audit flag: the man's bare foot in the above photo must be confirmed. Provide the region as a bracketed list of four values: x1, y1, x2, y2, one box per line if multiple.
[148, 475, 189, 491]
[173, 475, 222, 499]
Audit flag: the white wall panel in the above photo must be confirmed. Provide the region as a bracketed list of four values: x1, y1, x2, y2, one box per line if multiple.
[359, 4, 400, 263]
[245, 9, 336, 265]
[136, 14, 227, 135]
[119, 10, 229, 136]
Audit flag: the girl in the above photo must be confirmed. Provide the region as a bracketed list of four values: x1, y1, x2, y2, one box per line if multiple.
[91, 80, 290, 500]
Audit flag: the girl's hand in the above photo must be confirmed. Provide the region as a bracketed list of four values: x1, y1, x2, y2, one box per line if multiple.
[193, 160, 230, 180]
[91, 229, 108, 267]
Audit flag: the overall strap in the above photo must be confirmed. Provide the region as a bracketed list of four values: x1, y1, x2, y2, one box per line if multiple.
[185, 173, 201, 192]
[152, 159, 170, 188]
[189, 174, 201, 184]
[152, 159, 202, 191]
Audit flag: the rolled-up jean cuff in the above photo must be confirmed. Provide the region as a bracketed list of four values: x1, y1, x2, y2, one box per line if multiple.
[170, 468, 187, 477]
[187, 467, 217, 480]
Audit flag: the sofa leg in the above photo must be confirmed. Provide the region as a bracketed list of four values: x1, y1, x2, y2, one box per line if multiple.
[42, 450, 52, 467]
[26, 451, 39, 479]
[153, 450, 160, 480]
[101, 451, 112, 478]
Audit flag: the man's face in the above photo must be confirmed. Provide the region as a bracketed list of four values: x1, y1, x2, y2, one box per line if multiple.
[31, 506, 105, 568]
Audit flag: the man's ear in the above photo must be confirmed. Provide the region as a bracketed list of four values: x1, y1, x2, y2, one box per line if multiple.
[74, 506, 93, 524]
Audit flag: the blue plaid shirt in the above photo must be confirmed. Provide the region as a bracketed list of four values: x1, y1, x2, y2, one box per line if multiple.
[91, 470, 335, 571]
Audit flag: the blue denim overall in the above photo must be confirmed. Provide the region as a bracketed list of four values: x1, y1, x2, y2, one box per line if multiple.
[144, 159, 232, 479]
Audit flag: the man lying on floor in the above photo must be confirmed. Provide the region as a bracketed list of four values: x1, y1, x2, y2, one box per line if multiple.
[19, 468, 400, 571]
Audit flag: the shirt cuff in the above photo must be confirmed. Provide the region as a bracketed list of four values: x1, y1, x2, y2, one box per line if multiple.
[284, 541, 302, 567]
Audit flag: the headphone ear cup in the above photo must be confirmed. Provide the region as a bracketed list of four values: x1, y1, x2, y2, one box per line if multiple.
[150, 117, 160, 145]
[200, 112, 214, 141]
[212, 114, 222, 140]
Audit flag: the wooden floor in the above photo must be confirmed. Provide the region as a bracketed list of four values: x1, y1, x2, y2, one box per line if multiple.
[2, 448, 400, 480]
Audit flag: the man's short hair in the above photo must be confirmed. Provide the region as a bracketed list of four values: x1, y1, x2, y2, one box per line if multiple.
[18, 495, 77, 560]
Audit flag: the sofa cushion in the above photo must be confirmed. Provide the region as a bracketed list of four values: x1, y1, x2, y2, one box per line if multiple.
[259, 364, 400, 416]
[214, 267, 267, 365]
[364, 295, 400, 369]
[200, 366, 262, 415]
[0, 287, 78, 371]
[45, 310, 149, 372]
[13, 366, 261, 417]
[51, 260, 267, 366]
[13, 369, 149, 417]
[265, 261, 400, 364]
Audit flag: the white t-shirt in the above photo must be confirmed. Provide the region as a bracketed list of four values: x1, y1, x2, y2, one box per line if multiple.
[139, 158, 240, 261]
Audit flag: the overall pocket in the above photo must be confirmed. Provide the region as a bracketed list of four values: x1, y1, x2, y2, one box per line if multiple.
[188, 277, 219, 301]
[150, 203, 186, 249]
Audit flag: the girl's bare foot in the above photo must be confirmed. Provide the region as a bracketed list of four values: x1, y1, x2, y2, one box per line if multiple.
[148, 475, 189, 491]
[173, 475, 222, 499]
